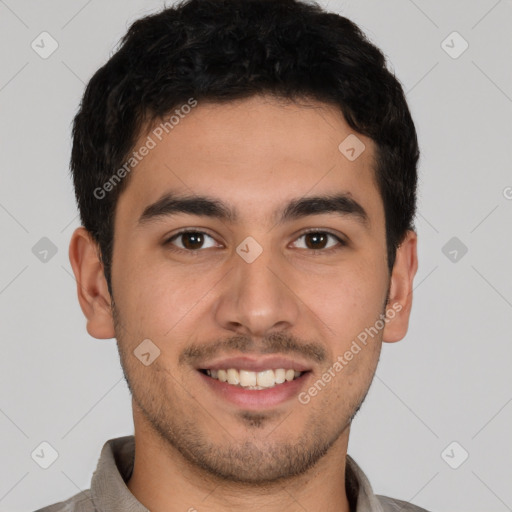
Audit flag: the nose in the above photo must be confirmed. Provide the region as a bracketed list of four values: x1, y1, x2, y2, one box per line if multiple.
[213, 243, 301, 338]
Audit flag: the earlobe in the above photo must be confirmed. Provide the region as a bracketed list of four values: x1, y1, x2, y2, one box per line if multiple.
[68, 227, 116, 339]
[382, 230, 418, 343]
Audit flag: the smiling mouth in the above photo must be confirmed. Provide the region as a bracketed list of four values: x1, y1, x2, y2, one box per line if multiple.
[199, 368, 309, 390]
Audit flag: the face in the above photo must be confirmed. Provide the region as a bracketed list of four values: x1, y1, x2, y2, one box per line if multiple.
[71, 95, 417, 484]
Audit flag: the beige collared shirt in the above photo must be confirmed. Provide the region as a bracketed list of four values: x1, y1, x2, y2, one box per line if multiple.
[35, 435, 430, 512]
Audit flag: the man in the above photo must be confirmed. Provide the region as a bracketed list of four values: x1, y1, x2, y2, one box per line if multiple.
[37, 0, 427, 510]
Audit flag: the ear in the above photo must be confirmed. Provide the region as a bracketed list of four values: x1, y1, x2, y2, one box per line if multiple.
[382, 230, 418, 343]
[68, 227, 115, 339]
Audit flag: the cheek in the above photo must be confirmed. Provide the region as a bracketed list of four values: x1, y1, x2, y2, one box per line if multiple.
[113, 234, 388, 343]
[114, 257, 216, 341]
[305, 264, 387, 341]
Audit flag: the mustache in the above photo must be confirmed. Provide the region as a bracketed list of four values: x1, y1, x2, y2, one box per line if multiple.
[179, 331, 327, 367]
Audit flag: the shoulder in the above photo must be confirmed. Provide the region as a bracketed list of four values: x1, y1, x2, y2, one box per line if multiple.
[33, 491, 95, 512]
[377, 494, 432, 512]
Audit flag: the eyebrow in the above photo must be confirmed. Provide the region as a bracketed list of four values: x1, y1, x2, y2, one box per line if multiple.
[137, 192, 370, 228]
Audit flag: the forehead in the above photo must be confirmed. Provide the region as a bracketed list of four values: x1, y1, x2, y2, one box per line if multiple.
[115, 95, 383, 228]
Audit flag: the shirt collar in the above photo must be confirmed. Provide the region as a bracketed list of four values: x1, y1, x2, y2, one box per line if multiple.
[91, 435, 147, 512]
[90, 435, 384, 512]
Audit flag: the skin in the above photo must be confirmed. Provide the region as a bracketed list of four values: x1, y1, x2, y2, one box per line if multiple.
[69, 95, 418, 512]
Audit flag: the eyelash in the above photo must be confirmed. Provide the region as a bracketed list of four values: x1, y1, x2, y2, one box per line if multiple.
[163, 229, 347, 255]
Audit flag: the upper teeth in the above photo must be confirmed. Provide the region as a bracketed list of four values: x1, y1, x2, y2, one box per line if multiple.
[205, 368, 302, 389]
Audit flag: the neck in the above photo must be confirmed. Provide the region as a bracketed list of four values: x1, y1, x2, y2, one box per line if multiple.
[126, 414, 352, 512]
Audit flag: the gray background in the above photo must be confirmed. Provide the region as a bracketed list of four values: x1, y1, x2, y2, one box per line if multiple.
[1, 0, 511, 510]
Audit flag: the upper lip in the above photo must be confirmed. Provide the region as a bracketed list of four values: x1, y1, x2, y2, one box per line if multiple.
[196, 355, 313, 373]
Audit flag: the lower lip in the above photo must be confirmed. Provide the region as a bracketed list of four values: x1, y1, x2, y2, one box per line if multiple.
[198, 371, 311, 409]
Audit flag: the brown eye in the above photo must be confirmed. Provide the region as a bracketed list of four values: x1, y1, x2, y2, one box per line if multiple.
[166, 231, 218, 251]
[304, 232, 328, 249]
[292, 231, 345, 251]
[181, 232, 204, 250]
